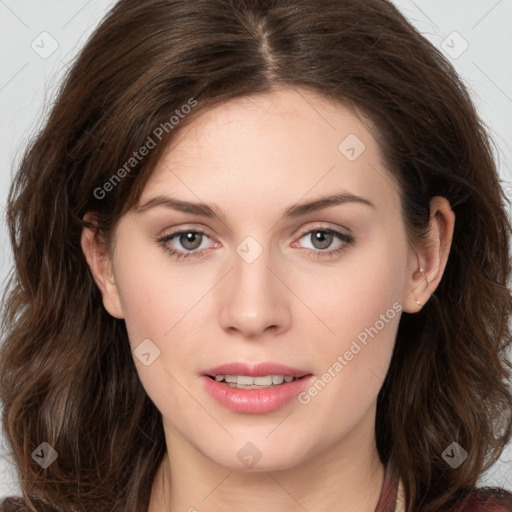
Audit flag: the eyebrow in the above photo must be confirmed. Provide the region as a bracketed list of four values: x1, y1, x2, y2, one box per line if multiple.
[136, 192, 375, 221]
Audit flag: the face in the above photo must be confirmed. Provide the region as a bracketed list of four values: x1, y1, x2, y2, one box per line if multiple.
[102, 88, 421, 471]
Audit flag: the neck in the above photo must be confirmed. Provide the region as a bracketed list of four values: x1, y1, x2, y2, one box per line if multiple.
[149, 408, 385, 512]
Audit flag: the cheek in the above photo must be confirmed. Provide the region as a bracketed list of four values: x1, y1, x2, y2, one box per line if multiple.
[112, 252, 203, 419]
[111, 239, 211, 403]
[112, 237, 205, 346]
[297, 229, 407, 352]
[293, 233, 407, 425]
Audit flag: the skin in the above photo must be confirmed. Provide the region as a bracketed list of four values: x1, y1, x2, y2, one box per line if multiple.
[81, 87, 455, 512]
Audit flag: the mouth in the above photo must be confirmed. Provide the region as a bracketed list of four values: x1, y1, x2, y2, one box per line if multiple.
[201, 362, 313, 413]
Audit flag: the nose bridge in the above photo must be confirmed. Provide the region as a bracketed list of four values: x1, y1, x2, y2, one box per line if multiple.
[218, 235, 290, 336]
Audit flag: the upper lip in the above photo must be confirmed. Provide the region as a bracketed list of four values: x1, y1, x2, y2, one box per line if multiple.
[202, 362, 311, 378]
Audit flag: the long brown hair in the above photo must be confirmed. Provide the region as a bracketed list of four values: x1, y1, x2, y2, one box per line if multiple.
[1, 1, 511, 511]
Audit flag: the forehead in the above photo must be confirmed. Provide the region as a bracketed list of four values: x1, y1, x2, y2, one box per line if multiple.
[139, 88, 401, 222]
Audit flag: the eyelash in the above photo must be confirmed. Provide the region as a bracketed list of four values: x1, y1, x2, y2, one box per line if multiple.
[157, 226, 354, 262]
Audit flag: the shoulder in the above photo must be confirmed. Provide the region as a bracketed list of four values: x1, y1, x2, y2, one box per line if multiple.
[0, 497, 59, 512]
[450, 486, 512, 511]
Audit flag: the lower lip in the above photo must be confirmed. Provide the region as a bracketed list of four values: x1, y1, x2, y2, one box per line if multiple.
[201, 375, 314, 413]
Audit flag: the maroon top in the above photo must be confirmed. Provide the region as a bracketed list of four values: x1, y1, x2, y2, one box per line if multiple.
[374, 462, 512, 511]
[375, 461, 401, 511]
[1, 464, 512, 511]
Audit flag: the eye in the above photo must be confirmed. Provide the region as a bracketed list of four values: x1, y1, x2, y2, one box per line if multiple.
[292, 226, 354, 259]
[157, 229, 218, 261]
[157, 225, 354, 262]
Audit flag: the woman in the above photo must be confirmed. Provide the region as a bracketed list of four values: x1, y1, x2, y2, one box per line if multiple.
[1, 0, 511, 510]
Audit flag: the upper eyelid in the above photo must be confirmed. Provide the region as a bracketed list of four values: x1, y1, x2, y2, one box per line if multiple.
[160, 224, 348, 237]
[296, 223, 351, 237]
[159, 221, 350, 237]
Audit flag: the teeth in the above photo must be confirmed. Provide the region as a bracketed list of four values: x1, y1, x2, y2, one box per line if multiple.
[212, 374, 299, 388]
[238, 375, 256, 385]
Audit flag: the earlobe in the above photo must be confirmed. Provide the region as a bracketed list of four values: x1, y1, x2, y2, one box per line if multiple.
[403, 196, 455, 313]
[80, 215, 124, 319]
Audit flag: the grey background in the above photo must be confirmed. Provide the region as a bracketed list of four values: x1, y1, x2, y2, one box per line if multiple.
[0, 0, 511, 499]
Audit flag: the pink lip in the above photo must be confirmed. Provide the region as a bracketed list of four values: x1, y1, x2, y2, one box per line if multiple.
[202, 362, 310, 378]
[201, 362, 313, 414]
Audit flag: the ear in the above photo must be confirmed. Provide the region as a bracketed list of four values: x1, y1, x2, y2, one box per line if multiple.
[402, 196, 455, 313]
[81, 213, 124, 319]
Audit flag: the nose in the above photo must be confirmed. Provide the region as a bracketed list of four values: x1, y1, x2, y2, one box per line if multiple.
[218, 243, 292, 339]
